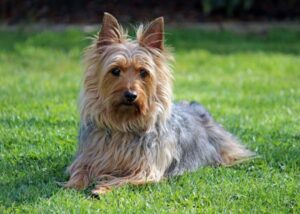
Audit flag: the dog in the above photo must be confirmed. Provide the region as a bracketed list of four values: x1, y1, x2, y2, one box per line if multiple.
[65, 12, 254, 194]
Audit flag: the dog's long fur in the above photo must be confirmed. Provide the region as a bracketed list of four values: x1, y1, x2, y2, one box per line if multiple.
[65, 13, 254, 194]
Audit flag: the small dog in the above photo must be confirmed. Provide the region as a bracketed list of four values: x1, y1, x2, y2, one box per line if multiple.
[65, 13, 254, 194]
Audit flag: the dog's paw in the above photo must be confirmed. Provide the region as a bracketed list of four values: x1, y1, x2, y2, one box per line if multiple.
[64, 174, 90, 190]
[91, 185, 111, 195]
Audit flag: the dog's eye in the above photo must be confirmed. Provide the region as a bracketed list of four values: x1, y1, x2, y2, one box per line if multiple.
[111, 67, 121, 77]
[140, 69, 148, 78]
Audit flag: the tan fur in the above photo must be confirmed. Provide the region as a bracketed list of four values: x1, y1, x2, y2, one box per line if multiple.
[66, 129, 178, 194]
[79, 19, 173, 133]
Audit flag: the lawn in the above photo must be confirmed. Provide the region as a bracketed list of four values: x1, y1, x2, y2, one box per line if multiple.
[0, 26, 299, 213]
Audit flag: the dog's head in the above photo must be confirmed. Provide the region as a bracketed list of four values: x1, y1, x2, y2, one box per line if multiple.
[81, 13, 173, 132]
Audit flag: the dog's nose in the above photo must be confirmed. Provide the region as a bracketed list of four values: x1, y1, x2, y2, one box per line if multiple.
[124, 91, 137, 102]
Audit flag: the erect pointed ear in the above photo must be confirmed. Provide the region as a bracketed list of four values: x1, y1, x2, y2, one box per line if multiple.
[139, 17, 164, 50]
[97, 12, 122, 47]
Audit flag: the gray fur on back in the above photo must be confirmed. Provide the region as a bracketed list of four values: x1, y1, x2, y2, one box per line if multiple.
[164, 102, 225, 176]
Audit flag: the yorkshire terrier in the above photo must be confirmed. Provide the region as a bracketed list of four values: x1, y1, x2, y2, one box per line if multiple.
[65, 13, 254, 194]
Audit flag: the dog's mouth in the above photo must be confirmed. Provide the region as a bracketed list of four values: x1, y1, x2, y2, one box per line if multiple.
[117, 102, 140, 113]
[120, 102, 135, 106]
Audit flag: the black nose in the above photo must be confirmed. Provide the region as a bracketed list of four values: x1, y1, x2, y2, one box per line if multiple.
[124, 91, 137, 102]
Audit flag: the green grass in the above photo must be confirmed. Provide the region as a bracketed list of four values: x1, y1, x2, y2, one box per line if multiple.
[0, 27, 299, 213]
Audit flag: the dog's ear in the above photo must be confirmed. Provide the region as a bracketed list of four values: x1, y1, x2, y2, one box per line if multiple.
[139, 17, 164, 50]
[98, 12, 122, 47]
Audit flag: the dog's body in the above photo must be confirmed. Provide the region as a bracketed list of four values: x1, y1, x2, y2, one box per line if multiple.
[65, 13, 254, 194]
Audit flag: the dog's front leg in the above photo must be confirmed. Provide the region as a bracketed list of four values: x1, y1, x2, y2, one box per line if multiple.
[65, 166, 90, 190]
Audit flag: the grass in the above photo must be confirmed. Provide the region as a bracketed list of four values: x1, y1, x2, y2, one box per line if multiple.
[0, 26, 299, 213]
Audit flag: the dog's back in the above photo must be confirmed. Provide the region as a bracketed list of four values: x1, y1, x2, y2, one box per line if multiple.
[164, 102, 254, 176]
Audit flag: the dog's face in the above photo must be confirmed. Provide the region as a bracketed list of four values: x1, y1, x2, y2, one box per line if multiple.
[82, 13, 173, 132]
[99, 41, 157, 122]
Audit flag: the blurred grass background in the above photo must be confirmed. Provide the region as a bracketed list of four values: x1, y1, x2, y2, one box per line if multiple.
[0, 27, 299, 212]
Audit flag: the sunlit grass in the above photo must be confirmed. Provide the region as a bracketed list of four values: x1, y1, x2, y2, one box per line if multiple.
[0, 27, 299, 213]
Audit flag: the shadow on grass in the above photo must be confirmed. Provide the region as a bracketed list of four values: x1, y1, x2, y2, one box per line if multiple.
[168, 28, 300, 55]
[0, 116, 77, 208]
[0, 154, 71, 208]
[0, 28, 300, 55]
